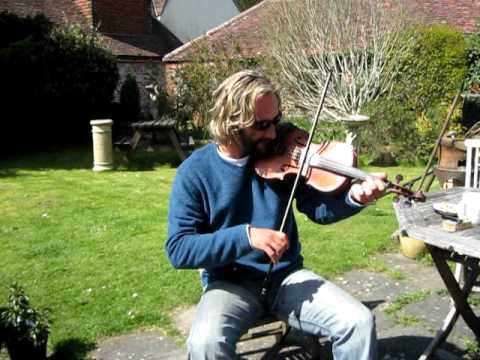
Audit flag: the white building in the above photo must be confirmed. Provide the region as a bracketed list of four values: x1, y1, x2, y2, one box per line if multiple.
[153, 0, 241, 43]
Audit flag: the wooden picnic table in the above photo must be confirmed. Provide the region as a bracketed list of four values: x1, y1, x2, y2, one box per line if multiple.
[393, 187, 480, 360]
[114, 118, 187, 161]
[131, 118, 186, 161]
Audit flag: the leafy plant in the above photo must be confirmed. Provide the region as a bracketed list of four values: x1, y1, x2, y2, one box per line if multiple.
[120, 73, 141, 123]
[358, 24, 467, 164]
[359, 98, 417, 164]
[463, 336, 480, 358]
[395, 24, 467, 113]
[0, 283, 50, 359]
[466, 32, 480, 93]
[170, 42, 260, 138]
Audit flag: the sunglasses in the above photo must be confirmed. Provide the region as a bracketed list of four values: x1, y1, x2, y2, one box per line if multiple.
[252, 112, 282, 131]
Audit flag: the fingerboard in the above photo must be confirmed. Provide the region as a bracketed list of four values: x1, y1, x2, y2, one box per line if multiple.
[309, 154, 371, 181]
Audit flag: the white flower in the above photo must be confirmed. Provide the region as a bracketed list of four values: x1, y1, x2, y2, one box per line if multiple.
[132, 293, 138, 298]
[42, 213, 49, 218]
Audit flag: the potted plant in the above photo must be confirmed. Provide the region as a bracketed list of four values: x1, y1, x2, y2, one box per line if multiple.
[0, 284, 50, 360]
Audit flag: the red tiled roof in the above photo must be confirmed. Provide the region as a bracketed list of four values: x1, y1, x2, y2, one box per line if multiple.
[403, 0, 480, 34]
[0, 0, 181, 59]
[163, 0, 271, 63]
[100, 33, 172, 57]
[163, 0, 480, 64]
[99, 13, 181, 58]
[0, 0, 93, 27]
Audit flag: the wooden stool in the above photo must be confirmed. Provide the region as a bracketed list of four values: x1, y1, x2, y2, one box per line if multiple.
[237, 315, 325, 359]
[239, 315, 287, 343]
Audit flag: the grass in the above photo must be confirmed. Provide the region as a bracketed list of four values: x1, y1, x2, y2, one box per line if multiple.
[0, 146, 427, 358]
[394, 313, 424, 327]
[385, 269, 407, 281]
[384, 289, 430, 327]
[384, 290, 431, 315]
[463, 336, 480, 358]
[299, 164, 428, 275]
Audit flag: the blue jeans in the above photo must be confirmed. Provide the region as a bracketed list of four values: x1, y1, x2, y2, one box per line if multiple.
[188, 268, 378, 360]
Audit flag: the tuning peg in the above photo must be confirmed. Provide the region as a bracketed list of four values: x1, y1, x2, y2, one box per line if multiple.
[395, 174, 404, 184]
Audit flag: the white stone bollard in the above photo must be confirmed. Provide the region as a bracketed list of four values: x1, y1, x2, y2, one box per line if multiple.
[90, 119, 114, 171]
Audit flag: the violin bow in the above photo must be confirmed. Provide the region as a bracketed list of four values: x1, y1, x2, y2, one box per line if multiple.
[260, 71, 333, 299]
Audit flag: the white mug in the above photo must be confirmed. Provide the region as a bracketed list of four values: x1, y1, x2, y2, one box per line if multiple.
[460, 192, 480, 225]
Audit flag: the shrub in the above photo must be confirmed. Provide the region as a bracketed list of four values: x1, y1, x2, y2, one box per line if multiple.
[0, 11, 52, 48]
[359, 24, 467, 164]
[466, 31, 480, 93]
[395, 24, 467, 113]
[119, 73, 141, 123]
[0, 12, 118, 152]
[359, 95, 464, 165]
[171, 43, 260, 137]
[155, 86, 174, 118]
[359, 98, 417, 164]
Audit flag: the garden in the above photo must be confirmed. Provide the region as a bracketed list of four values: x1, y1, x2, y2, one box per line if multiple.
[1, 3, 480, 358]
[0, 147, 424, 359]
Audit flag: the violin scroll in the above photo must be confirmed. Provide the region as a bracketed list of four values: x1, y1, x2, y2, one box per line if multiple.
[390, 174, 426, 203]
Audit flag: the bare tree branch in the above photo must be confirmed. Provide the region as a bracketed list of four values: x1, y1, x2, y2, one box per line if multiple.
[265, 0, 411, 121]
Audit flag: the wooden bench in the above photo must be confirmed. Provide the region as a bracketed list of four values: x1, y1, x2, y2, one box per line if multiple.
[114, 131, 142, 152]
[237, 315, 324, 358]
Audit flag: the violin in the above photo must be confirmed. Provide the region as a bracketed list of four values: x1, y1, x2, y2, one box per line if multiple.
[255, 124, 426, 202]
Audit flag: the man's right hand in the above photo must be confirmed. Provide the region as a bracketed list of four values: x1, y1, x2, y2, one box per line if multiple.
[248, 227, 289, 263]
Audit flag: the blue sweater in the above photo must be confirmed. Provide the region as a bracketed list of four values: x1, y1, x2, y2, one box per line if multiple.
[166, 143, 363, 286]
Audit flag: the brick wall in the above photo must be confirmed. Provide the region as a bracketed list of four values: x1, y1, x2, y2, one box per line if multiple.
[94, 0, 150, 34]
[405, 0, 480, 33]
[163, 63, 180, 96]
[116, 59, 165, 116]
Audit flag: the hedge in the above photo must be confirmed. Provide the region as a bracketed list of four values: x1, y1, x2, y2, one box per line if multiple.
[0, 12, 119, 153]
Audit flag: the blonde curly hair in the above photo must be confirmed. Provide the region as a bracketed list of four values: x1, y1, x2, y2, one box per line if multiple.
[209, 70, 281, 145]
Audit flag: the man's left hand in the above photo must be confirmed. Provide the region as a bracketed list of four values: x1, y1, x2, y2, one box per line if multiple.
[349, 173, 387, 205]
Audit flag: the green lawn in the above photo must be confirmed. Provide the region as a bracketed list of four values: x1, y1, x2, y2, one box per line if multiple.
[0, 147, 428, 358]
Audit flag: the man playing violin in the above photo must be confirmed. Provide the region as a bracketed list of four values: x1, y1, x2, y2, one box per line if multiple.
[166, 70, 386, 360]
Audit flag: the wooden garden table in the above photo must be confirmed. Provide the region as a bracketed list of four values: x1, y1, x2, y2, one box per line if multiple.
[393, 187, 480, 360]
[131, 118, 186, 161]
